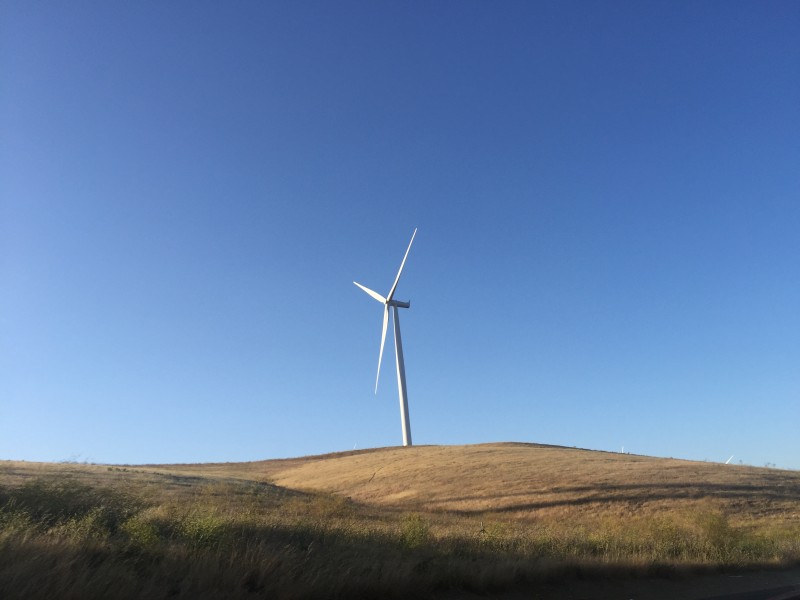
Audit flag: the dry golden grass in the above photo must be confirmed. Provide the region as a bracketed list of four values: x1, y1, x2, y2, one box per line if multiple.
[2, 443, 799, 599]
[153, 442, 800, 524]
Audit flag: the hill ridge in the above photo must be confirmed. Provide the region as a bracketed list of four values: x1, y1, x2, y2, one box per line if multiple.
[147, 442, 800, 522]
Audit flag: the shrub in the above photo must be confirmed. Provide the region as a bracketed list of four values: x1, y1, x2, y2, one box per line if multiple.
[400, 513, 430, 549]
[121, 512, 162, 550]
[180, 511, 226, 549]
[647, 516, 685, 560]
[694, 510, 741, 560]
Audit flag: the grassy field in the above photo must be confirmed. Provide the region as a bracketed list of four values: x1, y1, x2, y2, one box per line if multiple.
[2, 443, 799, 599]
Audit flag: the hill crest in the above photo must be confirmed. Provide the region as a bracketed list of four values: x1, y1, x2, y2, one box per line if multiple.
[155, 442, 800, 520]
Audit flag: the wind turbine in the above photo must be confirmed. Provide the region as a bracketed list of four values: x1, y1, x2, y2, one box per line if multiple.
[354, 228, 417, 447]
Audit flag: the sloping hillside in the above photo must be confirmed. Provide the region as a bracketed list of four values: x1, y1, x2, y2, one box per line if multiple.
[157, 442, 800, 523]
[3, 443, 800, 600]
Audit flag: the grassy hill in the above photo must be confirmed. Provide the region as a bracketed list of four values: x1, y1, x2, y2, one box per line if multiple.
[156, 442, 800, 520]
[2, 443, 799, 599]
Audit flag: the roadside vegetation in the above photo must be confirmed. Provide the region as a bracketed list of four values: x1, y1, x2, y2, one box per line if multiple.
[1, 445, 799, 599]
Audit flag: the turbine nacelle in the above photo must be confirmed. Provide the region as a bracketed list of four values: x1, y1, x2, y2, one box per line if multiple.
[352, 282, 410, 309]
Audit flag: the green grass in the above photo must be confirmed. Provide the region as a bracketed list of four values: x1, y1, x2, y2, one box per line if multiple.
[1, 451, 799, 599]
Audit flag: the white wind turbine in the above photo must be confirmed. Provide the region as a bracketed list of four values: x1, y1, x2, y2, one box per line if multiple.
[354, 228, 417, 447]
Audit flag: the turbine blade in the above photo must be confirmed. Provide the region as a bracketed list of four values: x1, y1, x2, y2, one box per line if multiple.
[354, 281, 386, 303]
[387, 228, 417, 302]
[375, 305, 389, 394]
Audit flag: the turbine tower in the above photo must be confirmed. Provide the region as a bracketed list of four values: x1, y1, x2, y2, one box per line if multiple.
[354, 228, 417, 447]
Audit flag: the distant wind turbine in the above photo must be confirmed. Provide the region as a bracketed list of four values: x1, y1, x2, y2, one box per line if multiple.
[354, 228, 417, 447]
[725, 455, 734, 464]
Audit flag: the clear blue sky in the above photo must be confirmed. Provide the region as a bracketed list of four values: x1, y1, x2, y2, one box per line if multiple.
[2, 1, 798, 468]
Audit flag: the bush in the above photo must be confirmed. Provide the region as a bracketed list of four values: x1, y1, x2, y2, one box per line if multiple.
[121, 511, 162, 550]
[647, 516, 685, 560]
[400, 513, 430, 549]
[180, 511, 226, 549]
[695, 510, 741, 560]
